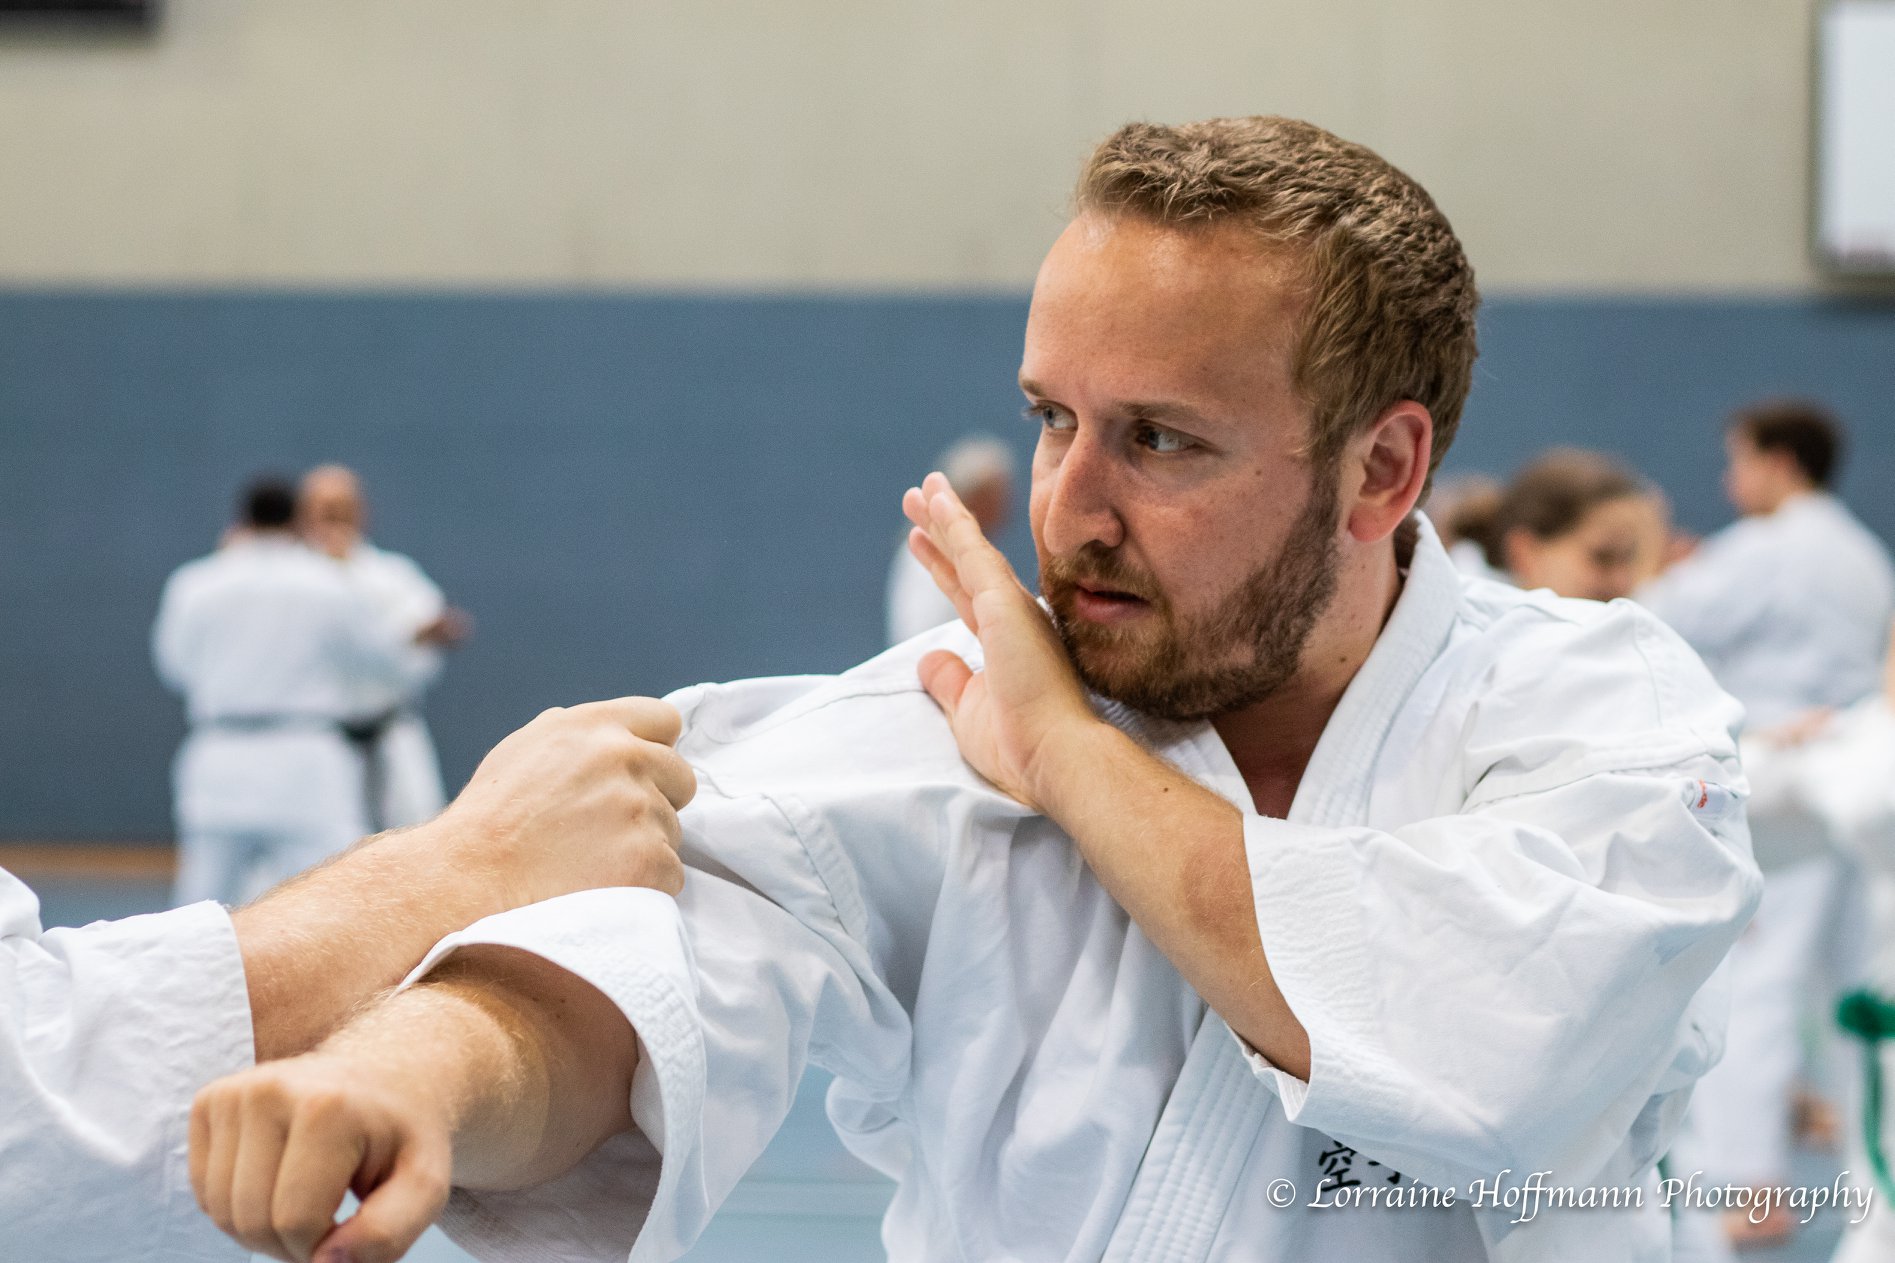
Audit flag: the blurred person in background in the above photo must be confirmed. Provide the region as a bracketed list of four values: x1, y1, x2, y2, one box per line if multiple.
[300, 464, 469, 829]
[1732, 621, 1895, 1263]
[154, 477, 407, 907]
[1, 696, 697, 1260]
[1427, 472, 1505, 582]
[1482, 448, 1658, 602]
[886, 434, 1015, 645]
[1642, 401, 1894, 719]
[1642, 400, 1895, 1249]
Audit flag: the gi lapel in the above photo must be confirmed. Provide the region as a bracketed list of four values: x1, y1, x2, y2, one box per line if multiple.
[1098, 517, 1463, 1263]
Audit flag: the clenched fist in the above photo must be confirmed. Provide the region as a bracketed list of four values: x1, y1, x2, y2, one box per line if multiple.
[190, 1050, 450, 1263]
[417, 696, 698, 912]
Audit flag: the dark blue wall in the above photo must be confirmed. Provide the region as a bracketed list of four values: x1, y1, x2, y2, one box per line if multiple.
[3, 291, 1892, 839]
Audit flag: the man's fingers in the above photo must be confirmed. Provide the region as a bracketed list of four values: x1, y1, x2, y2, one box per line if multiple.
[917, 472, 1023, 597]
[322, 1139, 451, 1263]
[908, 528, 978, 632]
[227, 1111, 294, 1257]
[188, 1091, 213, 1213]
[194, 1090, 238, 1227]
[581, 696, 684, 747]
[269, 1105, 367, 1262]
[631, 743, 698, 812]
[917, 650, 975, 715]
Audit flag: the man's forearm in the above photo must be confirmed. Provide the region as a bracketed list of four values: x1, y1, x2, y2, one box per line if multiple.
[231, 825, 506, 1062]
[189, 938, 642, 1259]
[320, 945, 640, 1192]
[1037, 724, 1312, 1079]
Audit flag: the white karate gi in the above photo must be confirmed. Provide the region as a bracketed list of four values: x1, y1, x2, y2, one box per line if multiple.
[410, 519, 1759, 1262]
[1639, 492, 1894, 730]
[885, 539, 958, 646]
[1641, 493, 1895, 1189]
[337, 540, 452, 828]
[0, 867, 252, 1260]
[1736, 705, 1895, 1260]
[153, 535, 406, 906]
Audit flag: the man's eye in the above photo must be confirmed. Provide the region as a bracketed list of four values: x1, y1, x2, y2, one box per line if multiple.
[1136, 422, 1191, 454]
[1023, 404, 1073, 431]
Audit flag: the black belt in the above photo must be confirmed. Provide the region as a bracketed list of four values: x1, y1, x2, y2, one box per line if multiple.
[195, 710, 402, 831]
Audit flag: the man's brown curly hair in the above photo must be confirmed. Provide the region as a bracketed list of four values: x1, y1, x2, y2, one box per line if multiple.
[1074, 117, 1480, 485]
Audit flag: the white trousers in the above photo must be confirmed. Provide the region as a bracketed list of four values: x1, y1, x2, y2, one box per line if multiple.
[1673, 855, 1838, 1186]
[377, 711, 448, 829]
[172, 824, 356, 907]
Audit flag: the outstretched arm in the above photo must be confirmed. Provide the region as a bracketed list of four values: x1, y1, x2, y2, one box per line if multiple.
[234, 696, 696, 1061]
[193, 945, 637, 1263]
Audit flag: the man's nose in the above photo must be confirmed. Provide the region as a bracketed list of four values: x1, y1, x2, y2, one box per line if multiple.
[1038, 432, 1126, 557]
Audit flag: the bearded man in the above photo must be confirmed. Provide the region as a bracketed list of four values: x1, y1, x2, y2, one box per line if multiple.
[190, 117, 1760, 1263]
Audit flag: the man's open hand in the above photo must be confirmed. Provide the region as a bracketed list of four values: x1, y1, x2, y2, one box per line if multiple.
[903, 471, 1101, 810]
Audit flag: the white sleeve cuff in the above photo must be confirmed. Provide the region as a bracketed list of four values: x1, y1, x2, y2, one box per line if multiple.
[399, 887, 712, 1263]
[1225, 1023, 1311, 1114]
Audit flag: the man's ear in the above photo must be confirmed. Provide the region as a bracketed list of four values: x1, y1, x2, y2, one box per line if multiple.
[1342, 401, 1432, 544]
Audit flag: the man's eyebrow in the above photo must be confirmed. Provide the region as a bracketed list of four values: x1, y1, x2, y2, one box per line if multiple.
[1018, 378, 1209, 425]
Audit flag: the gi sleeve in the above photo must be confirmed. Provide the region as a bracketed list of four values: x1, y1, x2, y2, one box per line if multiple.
[150, 567, 194, 695]
[1752, 702, 1895, 875]
[403, 786, 918, 1263]
[1236, 613, 1761, 1198]
[0, 870, 254, 1262]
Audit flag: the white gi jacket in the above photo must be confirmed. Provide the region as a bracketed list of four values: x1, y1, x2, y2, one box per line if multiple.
[338, 540, 452, 827]
[153, 535, 406, 846]
[1744, 703, 1895, 978]
[412, 521, 1760, 1262]
[0, 869, 251, 1261]
[1639, 493, 1895, 727]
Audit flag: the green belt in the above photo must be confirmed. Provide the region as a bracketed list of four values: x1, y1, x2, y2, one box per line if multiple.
[1838, 988, 1895, 1204]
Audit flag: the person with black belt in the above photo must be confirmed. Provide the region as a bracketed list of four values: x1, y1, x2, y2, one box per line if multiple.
[300, 463, 469, 830]
[153, 475, 409, 906]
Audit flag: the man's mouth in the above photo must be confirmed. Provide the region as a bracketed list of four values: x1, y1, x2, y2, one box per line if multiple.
[1070, 583, 1152, 623]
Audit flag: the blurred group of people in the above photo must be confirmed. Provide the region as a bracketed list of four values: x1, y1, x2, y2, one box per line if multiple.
[152, 466, 468, 909]
[1433, 400, 1895, 1260]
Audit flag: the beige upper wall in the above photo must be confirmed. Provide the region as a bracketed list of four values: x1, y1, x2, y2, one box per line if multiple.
[0, 0, 1828, 292]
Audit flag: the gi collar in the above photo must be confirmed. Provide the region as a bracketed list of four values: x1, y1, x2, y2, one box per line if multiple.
[1110, 513, 1464, 827]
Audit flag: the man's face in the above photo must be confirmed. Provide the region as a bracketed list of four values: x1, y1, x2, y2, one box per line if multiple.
[1722, 430, 1780, 518]
[1022, 214, 1343, 722]
[299, 470, 365, 559]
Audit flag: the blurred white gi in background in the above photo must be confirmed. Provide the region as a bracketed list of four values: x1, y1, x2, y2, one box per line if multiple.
[301, 464, 468, 829]
[886, 435, 1015, 645]
[1735, 635, 1895, 1262]
[153, 477, 408, 906]
[1641, 401, 1895, 1242]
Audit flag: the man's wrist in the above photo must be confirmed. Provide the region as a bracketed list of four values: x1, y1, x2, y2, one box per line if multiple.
[376, 817, 514, 928]
[1029, 719, 1141, 828]
[232, 823, 514, 1062]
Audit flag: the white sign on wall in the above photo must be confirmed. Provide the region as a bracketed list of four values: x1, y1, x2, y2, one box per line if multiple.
[1818, 0, 1895, 273]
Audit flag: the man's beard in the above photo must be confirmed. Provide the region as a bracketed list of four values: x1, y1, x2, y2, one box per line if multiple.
[1038, 473, 1342, 723]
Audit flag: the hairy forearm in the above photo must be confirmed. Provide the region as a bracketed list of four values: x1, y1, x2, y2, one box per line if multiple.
[311, 945, 640, 1191]
[231, 825, 505, 1062]
[1038, 724, 1311, 1079]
